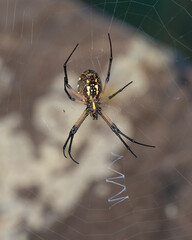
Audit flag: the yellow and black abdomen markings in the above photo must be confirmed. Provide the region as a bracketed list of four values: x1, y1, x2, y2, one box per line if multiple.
[77, 69, 102, 98]
[86, 83, 99, 97]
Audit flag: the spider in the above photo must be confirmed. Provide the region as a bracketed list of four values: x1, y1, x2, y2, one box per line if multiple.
[63, 33, 155, 164]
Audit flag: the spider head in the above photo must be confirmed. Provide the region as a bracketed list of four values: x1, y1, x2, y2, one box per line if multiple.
[78, 69, 102, 98]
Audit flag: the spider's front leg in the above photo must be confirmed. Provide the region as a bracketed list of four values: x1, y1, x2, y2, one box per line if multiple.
[63, 44, 79, 101]
[99, 33, 113, 98]
[63, 110, 89, 164]
[63, 44, 86, 103]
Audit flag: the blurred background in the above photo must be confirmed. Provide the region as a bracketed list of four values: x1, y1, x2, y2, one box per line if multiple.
[0, 0, 192, 239]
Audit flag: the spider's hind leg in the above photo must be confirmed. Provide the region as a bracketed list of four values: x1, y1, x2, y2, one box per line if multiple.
[63, 126, 78, 164]
[99, 110, 155, 158]
[63, 110, 89, 164]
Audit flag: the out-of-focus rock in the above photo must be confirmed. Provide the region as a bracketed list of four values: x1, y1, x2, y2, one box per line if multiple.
[0, 1, 191, 240]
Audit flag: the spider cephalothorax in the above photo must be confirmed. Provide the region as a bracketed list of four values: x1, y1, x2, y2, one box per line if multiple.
[63, 34, 155, 164]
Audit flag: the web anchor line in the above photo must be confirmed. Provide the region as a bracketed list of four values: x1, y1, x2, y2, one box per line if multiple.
[106, 152, 129, 209]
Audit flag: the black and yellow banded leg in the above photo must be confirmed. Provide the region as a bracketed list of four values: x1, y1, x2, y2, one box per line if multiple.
[99, 110, 155, 158]
[101, 81, 133, 103]
[63, 43, 86, 103]
[99, 33, 113, 98]
[63, 110, 89, 164]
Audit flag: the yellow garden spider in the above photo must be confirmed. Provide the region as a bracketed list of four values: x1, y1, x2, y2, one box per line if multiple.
[63, 34, 155, 164]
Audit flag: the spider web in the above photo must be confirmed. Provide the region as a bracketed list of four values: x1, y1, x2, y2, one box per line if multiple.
[0, 0, 192, 240]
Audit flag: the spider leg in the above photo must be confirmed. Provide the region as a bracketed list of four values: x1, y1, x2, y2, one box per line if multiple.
[105, 33, 113, 84]
[63, 44, 78, 101]
[68, 134, 76, 163]
[63, 135, 71, 158]
[108, 81, 133, 100]
[63, 110, 89, 164]
[118, 130, 155, 148]
[99, 110, 155, 158]
[101, 81, 133, 103]
[63, 44, 86, 103]
[99, 33, 113, 97]
[114, 130, 137, 157]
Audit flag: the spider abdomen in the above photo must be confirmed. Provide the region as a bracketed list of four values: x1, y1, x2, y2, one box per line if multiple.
[77, 69, 102, 98]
